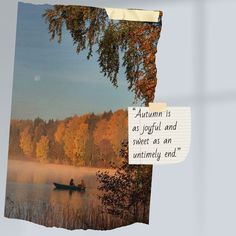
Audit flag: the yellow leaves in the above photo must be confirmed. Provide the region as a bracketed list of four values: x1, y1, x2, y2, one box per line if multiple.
[43, 5, 162, 105]
[54, 122, 65, 144]
[36, 136, 49, 163]
[106, 109, 128, 155]
[93, 118, 109, 146]
[63, 116, 89, 165]
[19, 126, 33, 158]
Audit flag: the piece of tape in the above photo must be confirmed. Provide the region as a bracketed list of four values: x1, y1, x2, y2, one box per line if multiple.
[149, 102, 167, 112]
[105, 8, 162, 22]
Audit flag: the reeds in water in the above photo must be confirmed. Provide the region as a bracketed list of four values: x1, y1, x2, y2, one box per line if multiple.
[4, 197, 145, 230]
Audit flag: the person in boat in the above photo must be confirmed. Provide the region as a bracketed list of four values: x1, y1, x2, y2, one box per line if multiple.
[78, 179, 86, 189]
[69, 178, 75, 186]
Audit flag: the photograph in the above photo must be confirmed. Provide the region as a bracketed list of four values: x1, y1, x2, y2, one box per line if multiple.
[4, 2, 162, 230]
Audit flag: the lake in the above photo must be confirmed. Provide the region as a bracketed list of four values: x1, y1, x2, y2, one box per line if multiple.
[4, 160, 125, 230]
[5, 159, 105, 206]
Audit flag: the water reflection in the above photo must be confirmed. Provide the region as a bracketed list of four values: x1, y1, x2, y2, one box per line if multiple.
[5, 160, 113, 211]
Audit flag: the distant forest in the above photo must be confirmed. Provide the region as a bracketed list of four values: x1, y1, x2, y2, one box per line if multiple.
[9, 109, 128, 167]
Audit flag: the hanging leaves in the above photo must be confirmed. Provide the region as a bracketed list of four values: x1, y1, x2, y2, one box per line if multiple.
[43, 5, 162, 104]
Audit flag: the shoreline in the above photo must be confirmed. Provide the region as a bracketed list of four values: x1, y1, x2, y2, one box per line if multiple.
[6, 159, 115, 185]
[7, 159, 115, 172]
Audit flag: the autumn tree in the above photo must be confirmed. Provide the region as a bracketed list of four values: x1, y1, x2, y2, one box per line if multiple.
[43, 5, 162, 105]
[36, 135, 49, 163]
[19, 126, 34, 158]
[9, 111, 130, 167]
[8, 120, 31, 158]
[93, 117, 115, 167]
[33, 121, 46, 142]
[107, 109, 128, 161]
[63, 115, 89, 166]
[54, 122, 65, 144]
[51, 121, 66, 163]
[84, 113, 99, 166]
[96, 139, 115, 167]
[97, 141, 152, 223]
[93, 118, 109, 145]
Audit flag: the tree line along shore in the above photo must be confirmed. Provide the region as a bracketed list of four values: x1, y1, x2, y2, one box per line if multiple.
[9, 109, 128, 168]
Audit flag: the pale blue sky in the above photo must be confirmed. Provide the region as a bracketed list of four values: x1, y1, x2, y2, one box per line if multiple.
[11, 2, 136, 120]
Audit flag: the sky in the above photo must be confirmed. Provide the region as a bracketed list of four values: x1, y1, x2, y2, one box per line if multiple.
[11, 2, 136, 120]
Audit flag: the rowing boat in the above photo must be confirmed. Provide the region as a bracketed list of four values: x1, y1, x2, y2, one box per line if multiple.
[53, 182, 86, 191]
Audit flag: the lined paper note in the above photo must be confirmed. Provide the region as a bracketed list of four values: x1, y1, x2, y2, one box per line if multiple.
[128, 107, 191, 165]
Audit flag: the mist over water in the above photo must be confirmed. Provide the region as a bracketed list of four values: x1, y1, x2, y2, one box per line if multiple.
[6, 159, 112, 185]
[5, 160, 114, 215]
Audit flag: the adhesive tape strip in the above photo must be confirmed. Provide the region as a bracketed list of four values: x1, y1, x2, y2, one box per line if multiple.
[149, 103, 167, 112]
[105, 8, 162, 22]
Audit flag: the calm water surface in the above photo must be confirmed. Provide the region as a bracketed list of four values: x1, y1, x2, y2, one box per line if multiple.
[5, 160, 111, 210]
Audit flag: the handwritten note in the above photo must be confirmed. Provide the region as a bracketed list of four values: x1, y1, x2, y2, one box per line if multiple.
[128, 107, 191, 165]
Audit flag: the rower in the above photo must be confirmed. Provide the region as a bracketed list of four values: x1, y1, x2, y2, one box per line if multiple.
[78, 179, 86, 188]
[69, 178, 75, 186]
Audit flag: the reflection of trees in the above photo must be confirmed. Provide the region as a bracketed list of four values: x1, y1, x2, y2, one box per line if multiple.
[43, 5, 162, 224]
